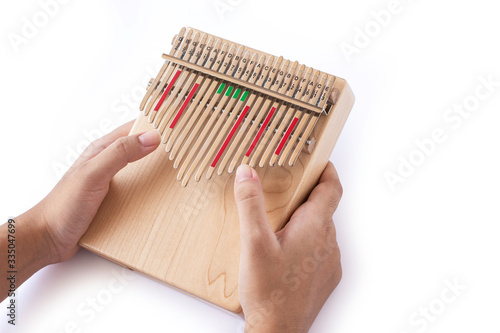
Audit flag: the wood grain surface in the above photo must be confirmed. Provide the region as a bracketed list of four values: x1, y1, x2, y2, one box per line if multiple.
[79, 72, 354, 313]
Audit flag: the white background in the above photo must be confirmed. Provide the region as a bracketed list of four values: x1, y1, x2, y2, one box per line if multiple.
[1, 0, 499, 332]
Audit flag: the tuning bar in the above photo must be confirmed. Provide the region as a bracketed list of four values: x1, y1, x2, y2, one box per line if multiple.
[161, 54, 325, 114]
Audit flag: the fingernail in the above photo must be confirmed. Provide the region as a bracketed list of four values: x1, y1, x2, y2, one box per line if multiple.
[236, 164, 253, 183]
[138, 130, 160, 147]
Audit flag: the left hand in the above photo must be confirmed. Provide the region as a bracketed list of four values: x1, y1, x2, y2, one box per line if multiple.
[36, 121, 160, 263]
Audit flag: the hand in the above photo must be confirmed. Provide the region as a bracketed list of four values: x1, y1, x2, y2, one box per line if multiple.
[37, 121, 161, 263]
[234, 162, 343, 333]
[1, 121, 160, 302]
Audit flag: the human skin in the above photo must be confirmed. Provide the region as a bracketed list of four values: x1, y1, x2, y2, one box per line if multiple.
[1, 121, 342, 332]
[234, 163, 342, 332]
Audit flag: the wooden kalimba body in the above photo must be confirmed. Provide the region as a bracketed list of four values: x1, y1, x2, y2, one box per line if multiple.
[79, 27, 354, 312]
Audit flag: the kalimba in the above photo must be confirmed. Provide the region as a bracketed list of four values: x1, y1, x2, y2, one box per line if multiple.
[79, 27, 354, 312]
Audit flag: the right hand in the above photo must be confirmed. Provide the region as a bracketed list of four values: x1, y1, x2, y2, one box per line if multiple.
[234, 162, 343, 333]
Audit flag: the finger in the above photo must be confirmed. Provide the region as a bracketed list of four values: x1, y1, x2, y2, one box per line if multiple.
[66, 120, 135, 175]
[306, 161, 343, 218]
[277, 162, 341, 242]
[80, 130, 160, 185]
[234, 164, 277, 252]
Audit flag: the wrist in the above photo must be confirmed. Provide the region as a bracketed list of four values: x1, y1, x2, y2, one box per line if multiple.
[17, 206, 60, 267]
[0, 206, 58, 301]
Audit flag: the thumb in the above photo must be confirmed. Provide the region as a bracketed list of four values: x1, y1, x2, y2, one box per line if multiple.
[234, 164, 276, 252]
[83, 130, 160, 183]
